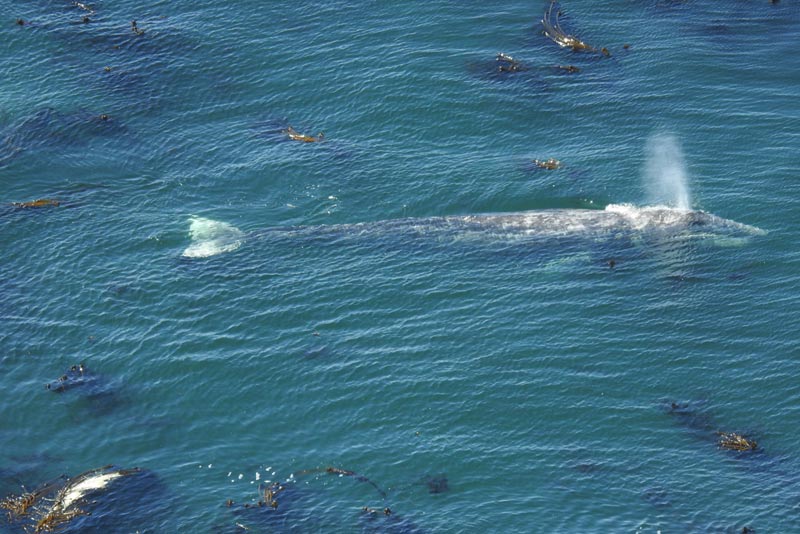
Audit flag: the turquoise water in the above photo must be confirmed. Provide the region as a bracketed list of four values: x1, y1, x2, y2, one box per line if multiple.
[1, 0, 799, 532]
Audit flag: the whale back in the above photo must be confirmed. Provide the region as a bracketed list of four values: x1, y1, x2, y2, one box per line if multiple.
[181, 205, 764, 258]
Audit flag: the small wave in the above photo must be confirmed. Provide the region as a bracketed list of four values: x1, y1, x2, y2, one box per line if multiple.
[182, 216, 244, 258]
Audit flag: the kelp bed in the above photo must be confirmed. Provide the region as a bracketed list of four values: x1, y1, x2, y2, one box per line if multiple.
[220, 465, 438, 533]
[666, 402, 761, 454]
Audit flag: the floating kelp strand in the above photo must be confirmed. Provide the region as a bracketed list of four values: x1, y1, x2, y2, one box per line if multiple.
[323, 467, 387, 499]
[541, 1, 609, 56]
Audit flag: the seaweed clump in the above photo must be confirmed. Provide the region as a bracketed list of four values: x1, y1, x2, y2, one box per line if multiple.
[533, 158, 562, 170]
[718, 432, 758, 452]
[284, 126, 324, 143]
[541, 1, 610, 56]
[11, 199, 60, 209]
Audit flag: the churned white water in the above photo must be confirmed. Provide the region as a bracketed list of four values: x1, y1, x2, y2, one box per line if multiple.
[182, 216, 244, 258]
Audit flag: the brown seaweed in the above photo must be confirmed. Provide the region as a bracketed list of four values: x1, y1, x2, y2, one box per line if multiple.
[11, 199, 60, 209]
[0, 477, 66, 522]
[285, 126, 324, 143]
[223, 467, 426, 534]
[533, 158, 562, 170]
[541, 1, 609, 56]
[718, 432, 758, 452]
[32, 507, 88, 533]
[260, 481, 284, 509]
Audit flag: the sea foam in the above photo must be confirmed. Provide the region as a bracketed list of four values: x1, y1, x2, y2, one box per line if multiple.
[182, 216, 244, 258]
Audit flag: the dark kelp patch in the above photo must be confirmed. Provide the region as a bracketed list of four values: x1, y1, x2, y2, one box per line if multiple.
[45, 364, 92, 393]
[641, 486, 671, 509]
[222, 479, 320, 533]
[45, 364, 123, 416]
[495, 53, 526, 74]
[465, 56, 549, 90]
[221, 465, 427, 533]
[415, 473, 449, 494]
[663, 400, 761, 454]
[663, 400, 715, 434]
[0, 107, 128, 167]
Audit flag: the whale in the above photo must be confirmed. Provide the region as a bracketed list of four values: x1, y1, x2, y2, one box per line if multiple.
[181, 204, 764, 259]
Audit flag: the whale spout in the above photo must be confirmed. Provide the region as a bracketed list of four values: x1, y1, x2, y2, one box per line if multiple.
[645, 134, 691, 210]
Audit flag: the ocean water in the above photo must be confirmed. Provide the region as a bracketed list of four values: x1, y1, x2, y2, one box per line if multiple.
[1, 0, 799, 532]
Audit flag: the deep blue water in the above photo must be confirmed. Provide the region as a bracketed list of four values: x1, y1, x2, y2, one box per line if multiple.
[1, 0, 799, 532]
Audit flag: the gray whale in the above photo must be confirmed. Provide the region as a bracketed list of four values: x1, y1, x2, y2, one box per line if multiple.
[182, 204, 765, 259]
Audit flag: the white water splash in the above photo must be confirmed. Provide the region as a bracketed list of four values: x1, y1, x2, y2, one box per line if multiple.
[182, 216, 244, 258]
[60, 471, 124, 509]
[644, 134, 691, 210]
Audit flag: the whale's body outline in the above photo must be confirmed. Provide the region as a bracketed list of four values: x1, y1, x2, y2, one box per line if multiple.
[182, 204, 765, 259]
